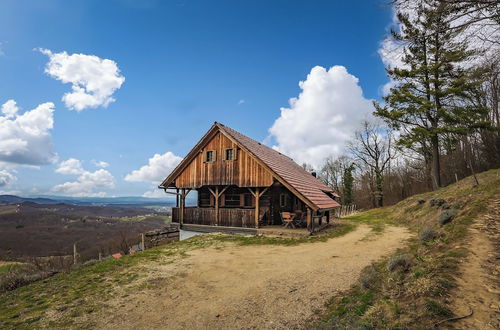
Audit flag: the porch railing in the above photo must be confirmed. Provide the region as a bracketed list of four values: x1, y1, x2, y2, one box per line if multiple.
[172, 207, 256, 228]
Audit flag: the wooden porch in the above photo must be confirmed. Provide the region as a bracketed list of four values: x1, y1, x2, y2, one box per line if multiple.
[172, 206, 256, 228]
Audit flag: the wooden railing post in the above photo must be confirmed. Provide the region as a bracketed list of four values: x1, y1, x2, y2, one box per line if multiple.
[180, 188, 185, 226]
[254, 187, 260, 228]
[306, 208, 312, 232]
[215, 186, 219, 226]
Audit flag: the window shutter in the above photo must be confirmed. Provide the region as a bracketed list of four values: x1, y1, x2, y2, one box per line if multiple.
[233, 148, 237, 160]
[214, 150, 217, 162]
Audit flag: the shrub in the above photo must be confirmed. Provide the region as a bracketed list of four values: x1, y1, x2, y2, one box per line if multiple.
[419, 227, 437, 242]
[387, 254, 412, 272]
[0, 267, 55, 292]
[424, 299, 453, 317]
[360, 265, 378, 290]
[430, 198, 445, 207]
[437, 209, 458, 226]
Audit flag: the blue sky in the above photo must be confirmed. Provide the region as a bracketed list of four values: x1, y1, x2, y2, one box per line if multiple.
[0, 0, 393, 197]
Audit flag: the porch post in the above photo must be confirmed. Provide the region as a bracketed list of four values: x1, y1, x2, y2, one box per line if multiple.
[215, 186, 219, 226]
[255, 187, 260, 228]
[306, 207, 312, 232]
[176, 188, 179, 208]
[180, 188, 185, 226]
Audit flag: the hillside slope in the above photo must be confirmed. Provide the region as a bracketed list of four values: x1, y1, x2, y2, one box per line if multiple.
[0, 169, 498, 329]
[319, 169, 499, 329]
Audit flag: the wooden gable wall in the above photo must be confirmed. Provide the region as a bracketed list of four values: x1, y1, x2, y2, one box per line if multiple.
[175, 131, 274, 188]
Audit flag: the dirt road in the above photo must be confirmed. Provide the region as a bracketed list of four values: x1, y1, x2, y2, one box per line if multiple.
[96, 224, 411, 329]
[450, 198, 500, 329]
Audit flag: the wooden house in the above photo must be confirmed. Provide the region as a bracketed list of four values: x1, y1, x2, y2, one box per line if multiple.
[159, 122, 340, 232]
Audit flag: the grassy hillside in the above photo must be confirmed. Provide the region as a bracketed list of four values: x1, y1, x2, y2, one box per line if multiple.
[317, 169, 500, 329]
[0, 169, 497, 329]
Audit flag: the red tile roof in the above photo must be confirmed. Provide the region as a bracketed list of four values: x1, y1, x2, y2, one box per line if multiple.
[217, 123, 340, 210]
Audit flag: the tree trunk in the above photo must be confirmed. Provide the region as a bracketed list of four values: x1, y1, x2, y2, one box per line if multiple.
[375, 170, 384, 207]
[431, 134, 442, 190]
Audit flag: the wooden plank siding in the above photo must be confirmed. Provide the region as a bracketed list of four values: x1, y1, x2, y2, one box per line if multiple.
[175, 132, 273, 188]
[173, 207, 255, 228]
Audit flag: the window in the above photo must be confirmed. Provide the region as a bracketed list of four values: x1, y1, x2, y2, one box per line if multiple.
[225, 148, 236, 161]
[205, 150, 215, 162]
[224, 192, 240, 206]
[199, 190, 212, 207]
[243, 193, 253, 207]
[279, 193, 288, 207]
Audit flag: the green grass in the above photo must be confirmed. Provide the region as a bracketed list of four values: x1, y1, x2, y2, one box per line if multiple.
[0, 220, 356, 329]
[317, 169, 500, 329]
[215, 222, 357, 246]
[0, 263, 23, 275]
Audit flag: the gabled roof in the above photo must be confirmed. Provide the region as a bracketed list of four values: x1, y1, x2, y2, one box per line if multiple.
[159, 122, 340, 210]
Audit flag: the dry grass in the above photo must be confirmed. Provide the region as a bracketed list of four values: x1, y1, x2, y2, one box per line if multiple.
[317, 169, 500, 329]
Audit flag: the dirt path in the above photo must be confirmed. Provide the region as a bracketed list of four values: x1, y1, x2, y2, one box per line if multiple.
[96, 224, 410, 330]
[449, 198, 500, 329]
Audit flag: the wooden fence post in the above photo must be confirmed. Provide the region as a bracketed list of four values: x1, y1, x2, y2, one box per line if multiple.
[73, 243, 77, 265]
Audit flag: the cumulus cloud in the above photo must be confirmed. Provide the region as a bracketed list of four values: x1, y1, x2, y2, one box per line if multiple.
[52, 159, 115, 196]
[55, 158, 85, 175]
[238, 99, 245, 105]
[92, 160, 109, 168]
[125, 152, 182, 183]
[268, 66, 373, 168]
[39, 49, 125, 111]
[0, 170, 16, 188]
[0, 100, 56, 166]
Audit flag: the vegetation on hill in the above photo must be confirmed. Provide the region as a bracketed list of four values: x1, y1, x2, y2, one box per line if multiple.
[0, 170, 497, 329]
[316, 169, 499, 329]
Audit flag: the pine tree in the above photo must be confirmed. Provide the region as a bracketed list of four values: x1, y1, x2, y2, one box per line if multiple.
[374, 0, 486, 190]
[342, 164, 355, 205]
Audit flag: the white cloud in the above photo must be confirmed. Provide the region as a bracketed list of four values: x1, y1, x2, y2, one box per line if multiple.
[92, 160, 109, 168]
[52, 168, 115, 197]
[0, 170, 16, 188]
[39, 48, 125, 111]
[238, 99, 245, 105]
[52, 159, 115, 196]
[268, 65, 373, 168]
[0, 100, 56, 166]
[142, 187, 166, 198]
[55, 158, 85, 175]
[125, 151, 182, 183]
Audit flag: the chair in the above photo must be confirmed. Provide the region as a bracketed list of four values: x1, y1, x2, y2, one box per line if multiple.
[293, 210, 306, 228]
[281, 212, 296, 228]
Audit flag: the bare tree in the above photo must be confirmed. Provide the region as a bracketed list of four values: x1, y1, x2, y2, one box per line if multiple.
[348, 120, 395, 207]
[319, 155, 352, 193]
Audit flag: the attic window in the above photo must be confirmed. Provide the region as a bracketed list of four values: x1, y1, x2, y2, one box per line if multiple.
[205, 150, 215, 162]
[225, 148, 236, 161]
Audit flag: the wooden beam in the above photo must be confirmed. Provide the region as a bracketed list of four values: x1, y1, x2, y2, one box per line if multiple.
[254, 187, 260, 228]
[180, 188, 186, 226]
[247, 187, 256, 197]
[176, 188, 179, 208]
[215, 186, 219, 226]
[306, 207, 312, 232]
[258, 186, 269, 197]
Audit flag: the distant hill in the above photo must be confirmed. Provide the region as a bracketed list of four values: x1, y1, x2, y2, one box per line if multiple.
[0, 194, 180, 207]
